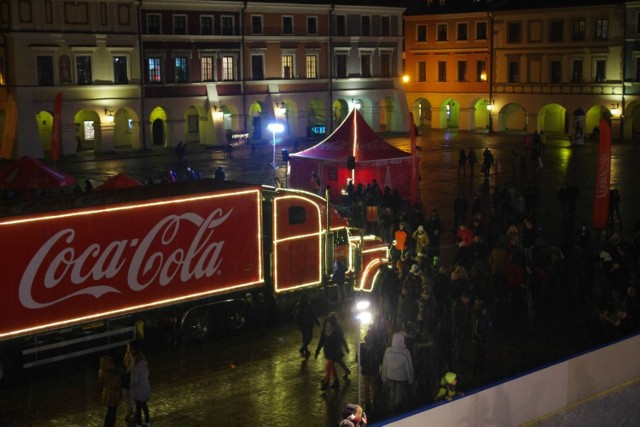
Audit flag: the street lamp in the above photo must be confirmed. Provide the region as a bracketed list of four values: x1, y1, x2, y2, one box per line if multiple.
[352, 299, 372, 406]
[267, 122, 284, 169]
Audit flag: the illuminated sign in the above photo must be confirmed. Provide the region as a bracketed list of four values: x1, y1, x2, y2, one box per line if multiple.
[0, 189, 263, 340]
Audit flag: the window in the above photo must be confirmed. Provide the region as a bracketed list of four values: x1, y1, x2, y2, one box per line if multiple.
[595, 19, 608, 40]
[282, 54, 294, 79]
[174, 15, 187, 35]
[76, 55, 92, 85]
[0, 57, 4, 85]
[418, 61, 426, 82]
[174, 57, 188, 83]
[251, 15, 263, 34]
[635, 58, 640, 81]
[283, 16, 293, 35]
[637, 13, 640, 33]
[550, 60, 561, 83]
[572, 19, 585, 41]
[147, 14, 160, 34]
[476, 21, 487, 40]
[251, 54, 264, 80]
[477, 60, 487, 81]
[362, 16, 370, 36]
[437, 24, 447, 41]
[113, 56, 128, 84]
[36, 56, 54, 86]
[307, 16, 318, 35]
[201, 56, 214, 81]
[361, 52, 372, 77]
[306, 54, 318, 79]
[549, 20, 563, 42]
[221, 16, 234, 35]
[457, 23, 468, 41]
[417, 24, 427, 42]
[222, 56, 235, 80]
[336, 15, 346, 36]
[457, 61, 467, 82]
[508, 60, 520, 83]
[380, 53, 391, 78]
[335, 53, 347, 78]
[201, 16, 213, 35]
[381, 16, 390, 36]
[507, 22, 521, 43]
[594, 59, 606, 82]
[437, 61, 446, 82]
[572, 59, 583, 83]
[147, 57, 162, 83]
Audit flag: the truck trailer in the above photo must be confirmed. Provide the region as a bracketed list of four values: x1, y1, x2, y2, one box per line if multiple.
[0, 179, 388, 385]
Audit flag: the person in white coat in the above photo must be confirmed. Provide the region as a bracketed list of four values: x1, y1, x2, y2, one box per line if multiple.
[381, 332, 414, 412]
[129, 341, 151, 427]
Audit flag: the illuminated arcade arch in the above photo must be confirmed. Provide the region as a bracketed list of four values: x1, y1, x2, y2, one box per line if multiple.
[149, 107, 168, 147]
[537, 103, 567, 135]
[113, 107, 140, 149]
[498, 103, 527, 133]
[412, 98, 431, 129]
[74, 109, 102, 151]
[36, 110, 54, 153]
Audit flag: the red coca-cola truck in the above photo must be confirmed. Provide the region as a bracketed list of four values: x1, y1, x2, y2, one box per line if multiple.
[0, 179, 388, 384]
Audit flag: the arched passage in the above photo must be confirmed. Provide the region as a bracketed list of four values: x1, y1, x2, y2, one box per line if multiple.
[499, 103, 527, 133]
[74, 109, 102, 151]
[36, 110, 54, 153]
[412, 98, 431, 129]
[537, 103, 567, 135]
[113, 108, 140, 149]
[441, 98, 459, 129]
[150, 107, 168, 147]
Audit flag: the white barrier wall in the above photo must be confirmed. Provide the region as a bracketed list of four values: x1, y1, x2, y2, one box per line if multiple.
[380, 334, 640, 427]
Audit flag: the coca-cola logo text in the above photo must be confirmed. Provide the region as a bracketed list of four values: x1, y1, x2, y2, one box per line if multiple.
[19, 209, 232, 309]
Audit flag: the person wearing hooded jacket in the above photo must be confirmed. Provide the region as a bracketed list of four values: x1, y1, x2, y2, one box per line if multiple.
[381, 332, 414, 412]
[98, 355, 121, 427]
[316, 312, 350, 390]
[436, 371, 464, 401]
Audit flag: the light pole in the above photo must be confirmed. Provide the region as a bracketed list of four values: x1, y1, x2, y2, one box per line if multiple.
[267, 122, 284, 169]
[352, 299, 372, 406]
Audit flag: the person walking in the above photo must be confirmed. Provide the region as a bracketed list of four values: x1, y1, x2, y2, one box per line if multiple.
[381, 332, 414, 413]
[98, 355, 121, 427]
[292, 293, 320, 358]
[468, 148, 477, 176]
[315, 312, 350, 390]
[129, 341, 151, 427]
[458, 148, 467, 177]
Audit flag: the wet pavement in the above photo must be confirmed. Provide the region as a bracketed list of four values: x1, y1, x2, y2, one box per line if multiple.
[1, 129, 640, 426]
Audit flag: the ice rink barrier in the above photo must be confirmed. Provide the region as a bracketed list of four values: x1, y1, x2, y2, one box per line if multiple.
[374, 333, 640, 426]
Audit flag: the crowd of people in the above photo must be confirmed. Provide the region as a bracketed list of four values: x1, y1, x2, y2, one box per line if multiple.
[315, 143, 640, 423]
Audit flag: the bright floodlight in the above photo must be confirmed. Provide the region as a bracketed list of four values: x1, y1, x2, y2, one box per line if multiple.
[267, 123, 285, 133]
[355, 300, 370, 311]
[356, 311, 372, 325]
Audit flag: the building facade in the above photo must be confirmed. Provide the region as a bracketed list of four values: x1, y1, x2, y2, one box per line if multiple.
[403, 0, 638, 142]
[0, 0, 406, 159]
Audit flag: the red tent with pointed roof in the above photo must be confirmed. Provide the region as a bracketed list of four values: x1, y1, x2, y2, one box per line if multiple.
[0, 155, 74, 190]
[95, 173, 142, 191]
[289, 108, 418, 203]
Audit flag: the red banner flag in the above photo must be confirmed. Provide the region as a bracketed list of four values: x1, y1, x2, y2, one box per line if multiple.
[409, 112, 418, 205]
[51, 92, 63, 161]
[591, 119, 611, 229]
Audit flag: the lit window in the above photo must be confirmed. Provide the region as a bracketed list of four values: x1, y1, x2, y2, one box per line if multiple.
[148, 57, 162, 83]
[201, 56, 214, 81]
[222, 56, 235, 80]
[306, 55, 317, 79]
[282, 55, 294, 79]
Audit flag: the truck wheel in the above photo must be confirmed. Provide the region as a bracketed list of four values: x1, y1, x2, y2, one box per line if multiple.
[0, 351, 15, 387]
[183, 309, 209, 342]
